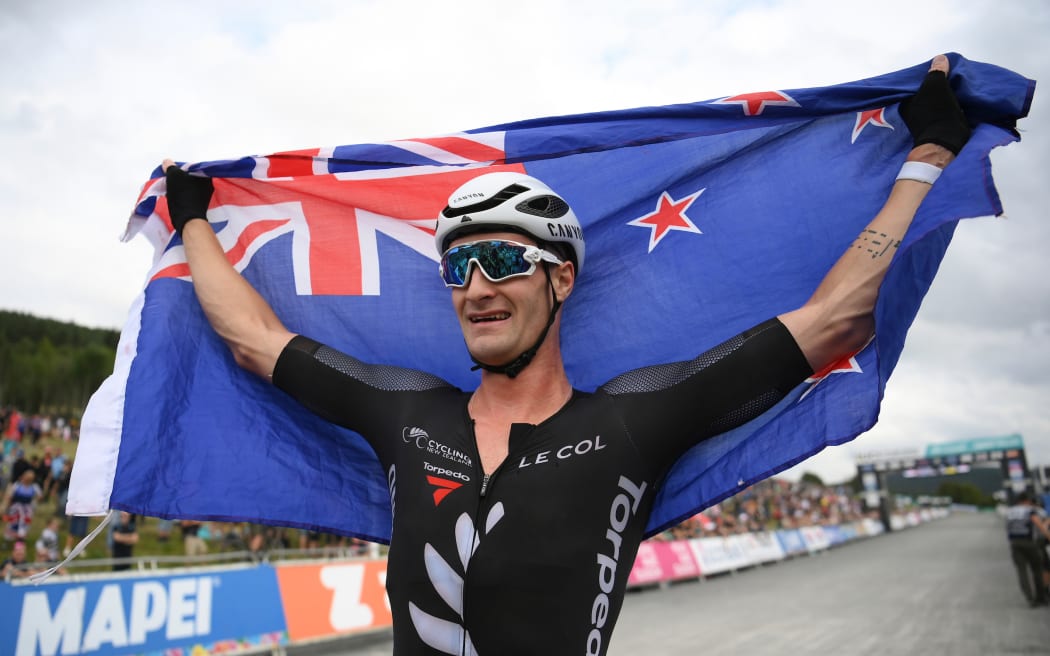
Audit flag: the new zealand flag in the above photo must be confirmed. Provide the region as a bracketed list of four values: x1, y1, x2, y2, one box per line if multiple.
[69, 54, 1033, 541]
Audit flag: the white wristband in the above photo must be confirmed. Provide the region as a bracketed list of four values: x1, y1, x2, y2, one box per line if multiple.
[896, 161, 943, 185]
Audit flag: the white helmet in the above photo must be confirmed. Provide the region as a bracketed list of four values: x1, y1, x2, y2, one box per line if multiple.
[436, 172, 585, 273]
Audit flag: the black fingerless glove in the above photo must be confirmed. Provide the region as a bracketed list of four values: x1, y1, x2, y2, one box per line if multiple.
[899, 69, 971, 155]
[165, 166, 214, 236]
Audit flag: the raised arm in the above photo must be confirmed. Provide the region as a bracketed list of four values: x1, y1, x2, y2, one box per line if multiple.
[779, 55, 969, 372]
[163, 160, 294, 379]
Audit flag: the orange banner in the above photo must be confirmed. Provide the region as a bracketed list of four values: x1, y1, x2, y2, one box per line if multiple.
[275, 559, 392, 641]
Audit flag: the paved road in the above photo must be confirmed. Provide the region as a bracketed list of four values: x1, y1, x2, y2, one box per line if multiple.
[299, 512, 1049, 655]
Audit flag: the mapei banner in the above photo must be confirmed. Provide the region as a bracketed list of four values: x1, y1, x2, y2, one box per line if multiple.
[0, 566, 287, 656]
[274, 559, 391, 641]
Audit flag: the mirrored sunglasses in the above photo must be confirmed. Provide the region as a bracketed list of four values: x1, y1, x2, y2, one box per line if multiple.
[439, 240, 563, 288]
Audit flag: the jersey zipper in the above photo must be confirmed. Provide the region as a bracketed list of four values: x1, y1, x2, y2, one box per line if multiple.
[459, 396, 574, 653]
[460, 418, 510, 655]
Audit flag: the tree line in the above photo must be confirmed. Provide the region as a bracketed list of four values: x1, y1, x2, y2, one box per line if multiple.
[0, 310, 118, 416]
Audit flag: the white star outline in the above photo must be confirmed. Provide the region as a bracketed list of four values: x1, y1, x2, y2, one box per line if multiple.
[851, 108, 894, 144]
[798, 339, 872, 402]
[626, 188, 705, 253]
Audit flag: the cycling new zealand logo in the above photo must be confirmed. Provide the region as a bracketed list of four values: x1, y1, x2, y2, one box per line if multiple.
[403, 426, 473, 467]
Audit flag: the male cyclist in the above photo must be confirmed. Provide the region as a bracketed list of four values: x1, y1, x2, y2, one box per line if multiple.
[163, 55, 968, 655]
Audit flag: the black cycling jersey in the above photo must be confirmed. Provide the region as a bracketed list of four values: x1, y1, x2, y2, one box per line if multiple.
[273, 317, 811, 655]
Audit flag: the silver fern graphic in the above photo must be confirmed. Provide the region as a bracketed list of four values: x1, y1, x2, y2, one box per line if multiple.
[404, 426, 429, 441]
[409, 502, 505, 655]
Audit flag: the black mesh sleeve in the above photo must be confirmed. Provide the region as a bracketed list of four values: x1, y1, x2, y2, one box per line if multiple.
[272, 335, 452, 435]
[599, 318, 812, 465]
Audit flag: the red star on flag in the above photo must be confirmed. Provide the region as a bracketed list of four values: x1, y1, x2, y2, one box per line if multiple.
[851, 108, 893, 143]
[714, 90, 799, 116]
[799, 346, 867, 401]
[627, 189, 705, 252]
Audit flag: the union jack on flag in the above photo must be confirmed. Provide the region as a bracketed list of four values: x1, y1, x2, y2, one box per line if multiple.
[69, 54, 1033, 541]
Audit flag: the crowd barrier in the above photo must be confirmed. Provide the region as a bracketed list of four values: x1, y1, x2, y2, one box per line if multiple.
[1, 510, 948, 656]
[624, 517, 888, 589]
[1, 559, 392, 656]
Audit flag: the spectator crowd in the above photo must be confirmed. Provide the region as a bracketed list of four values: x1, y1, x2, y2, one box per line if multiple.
[2, 404, 378, 579]
[656, 477, 870, 542]
[0, 403, 942, 582]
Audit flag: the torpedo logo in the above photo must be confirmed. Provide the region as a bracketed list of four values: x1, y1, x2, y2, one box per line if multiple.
[427, 476, 463, 506]
[423, 463, 469, 506]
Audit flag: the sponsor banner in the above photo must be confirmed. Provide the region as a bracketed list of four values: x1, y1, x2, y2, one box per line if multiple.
[627, 542, 665, 587]
[822, 525, 844, 545]
[1, 566, 287, 656]
[799, 526, 830, 552]
[656, 540, 703, 581]
[688, 537, 751, 575]
[627, 540, 704, 587]
[862, 518, 885, 536]
[274, 559, 391, 641]
[776, 529, 807, 555]
[837, 523, 860, 542]
[738, 532, 786, 563]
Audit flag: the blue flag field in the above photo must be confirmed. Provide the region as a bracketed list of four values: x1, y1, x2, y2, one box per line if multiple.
[68, 54, 1034, 541]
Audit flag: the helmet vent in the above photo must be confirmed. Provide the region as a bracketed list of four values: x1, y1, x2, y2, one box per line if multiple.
[441, 183, 529, 219]
[516, 195, 569, 219]
[495, 183, 530, 200]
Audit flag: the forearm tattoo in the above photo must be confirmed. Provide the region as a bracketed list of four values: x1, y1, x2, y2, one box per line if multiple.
[854, 229, 901, 259]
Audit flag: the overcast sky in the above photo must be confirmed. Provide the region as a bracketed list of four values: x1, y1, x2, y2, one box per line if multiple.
[1, 0, 1047, 484]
